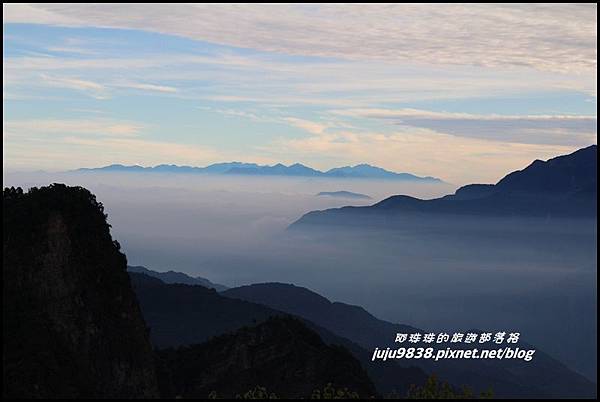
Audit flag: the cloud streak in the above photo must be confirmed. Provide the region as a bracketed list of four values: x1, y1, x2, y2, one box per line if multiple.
[4, 118, 145, 137]
[283, 117, 330, 136]
[332, 108, 597, 146]
[263, 128, 579, 185]
[113, 82, 178, 93]
[3, 4, 597, 75]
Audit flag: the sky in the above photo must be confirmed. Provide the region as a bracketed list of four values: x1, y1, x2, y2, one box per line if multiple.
[2, 3, 597, 184]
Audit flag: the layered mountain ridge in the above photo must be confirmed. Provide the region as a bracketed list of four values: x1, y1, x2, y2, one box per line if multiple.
[222, 282, 596, 398]
[129, 271, 427, 396]
[128, 264, 228, 291]
[73, 162, 442, 182]
[291, 145, 597, 228]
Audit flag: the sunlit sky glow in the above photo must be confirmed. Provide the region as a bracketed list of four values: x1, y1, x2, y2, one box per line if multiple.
[3, 3, 597, 184]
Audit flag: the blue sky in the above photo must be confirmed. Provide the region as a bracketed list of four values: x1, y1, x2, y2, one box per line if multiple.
[3, 4, 597, 184]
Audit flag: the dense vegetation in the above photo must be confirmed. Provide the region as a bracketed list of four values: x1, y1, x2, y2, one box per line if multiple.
[406, 375, 493, 399]
[156, 316, 377, 398]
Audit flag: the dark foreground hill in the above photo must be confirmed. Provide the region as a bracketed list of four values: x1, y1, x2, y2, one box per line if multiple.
[291, 145, 597, 228]
[156, 316, 377, 398]
[223, 282, 597, 398]
[130, 272, 428, 396]
[3, 184, 158, 398]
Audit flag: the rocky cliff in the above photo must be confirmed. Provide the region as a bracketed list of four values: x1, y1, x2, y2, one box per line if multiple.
[3, 184, 158, 398]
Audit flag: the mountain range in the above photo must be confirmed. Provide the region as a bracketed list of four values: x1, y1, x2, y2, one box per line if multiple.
[129, 266, 596, 398]
[72, 162, 442, 182]
[291, 145, 597, 228]
[222, 282, 596, 398]
[128, 271, 427, 396]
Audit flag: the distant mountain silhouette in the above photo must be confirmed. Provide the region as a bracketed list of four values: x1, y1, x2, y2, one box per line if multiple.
[291, 145, 597, 228]
[317, 191, 372, 199]
[129, 272, 428, 396]
[226, 162, 323, 177]
[3, 184, 158, 398]
[127, 265, 228, 291]
[155, 316, 377, 399]
[222, 282, 596, 398]
[326, 164, 440, 181]
[72, 162, 442, 182]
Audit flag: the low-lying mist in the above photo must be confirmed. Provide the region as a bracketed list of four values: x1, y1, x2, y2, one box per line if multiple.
[2, 172, 453, 270]
[3, 171, 596, 380]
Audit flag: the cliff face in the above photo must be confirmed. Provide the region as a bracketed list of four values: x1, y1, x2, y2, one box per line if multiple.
[3, 184, 158, 398]
[156, 316, 377, 399]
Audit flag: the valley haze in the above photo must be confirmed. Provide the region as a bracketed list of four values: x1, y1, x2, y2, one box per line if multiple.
[4, 146, 597, 383]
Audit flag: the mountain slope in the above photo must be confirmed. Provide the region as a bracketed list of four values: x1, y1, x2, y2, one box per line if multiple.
[129, 272, 276, 347]
[3, 184, 158, 398]
[156, 316, 377, 399]
[223, 282, 596, 398]
[223, 282, 418, 349]
[127, 265, 228, 291]
[129, 272, 428, 396]
[326, 164, 440, 181]
[291, 145, 597, 228]
[494, 145, 597, 195]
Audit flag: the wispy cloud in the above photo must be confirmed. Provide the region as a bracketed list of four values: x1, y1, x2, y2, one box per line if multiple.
[263, 127, 578, 185]
[12, 73, 178, 99]
[331, 109, 597, 147]
[61, 136, 219, 164]
[113, 82, 178, 93]
[202, 109, 340, 136]
[4, 44, 596, 104]
[199, 107, 278, 123]
[45, 46, 98, 55]
[40, 73, 109, 99]
[3, 4, 596, 75]
[332, 109, 597, 121]
[3, 119, 223, 171]
[4, 118, 145, 137]
[283, 117, 331, 136]
[3, 135, 223, 172]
